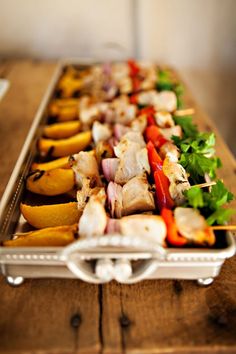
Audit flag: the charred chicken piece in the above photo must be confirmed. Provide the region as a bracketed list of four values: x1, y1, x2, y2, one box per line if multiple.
[122, 175, 155, 216]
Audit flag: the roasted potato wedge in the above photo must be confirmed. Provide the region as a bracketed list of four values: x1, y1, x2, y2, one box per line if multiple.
[26, 168, 75, 196]
[31, 156, 70, 171]
[21, 202, 81, 229]
[43, 121, 81, 139]
[3, 224, 78, 247]
[38, 131, 92, 157]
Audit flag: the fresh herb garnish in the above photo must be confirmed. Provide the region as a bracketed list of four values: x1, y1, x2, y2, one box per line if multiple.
[172, 131, 221, 183]
[184, 181, 235, 225]
[174, 83, 184, 109]
[173, 115, 198, 138]
[157, 70, 174, 91]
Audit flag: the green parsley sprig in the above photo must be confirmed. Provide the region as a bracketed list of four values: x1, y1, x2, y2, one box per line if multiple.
[184, 180, 235, 225]
[172, 116, 222, 183]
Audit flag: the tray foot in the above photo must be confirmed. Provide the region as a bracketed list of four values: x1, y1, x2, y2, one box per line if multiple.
[6, 276, 24, 287]
[197, 277, 214, 286]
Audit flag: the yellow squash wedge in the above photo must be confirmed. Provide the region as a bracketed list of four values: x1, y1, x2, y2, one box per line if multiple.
[3, 224, 78, 247]
[58, 77, 83, 98]
[38, 131, 92, 157]
[49, 99, 79, 121]
[26, 168, 75, 196]
[43, 121, 81, 139]
[21, 202, 81, 229]
[31, 156, 70, 171]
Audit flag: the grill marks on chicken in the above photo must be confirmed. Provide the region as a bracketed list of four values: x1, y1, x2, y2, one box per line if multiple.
[113, 132, 150, 185]
[122, 176, 155, 215]
[163, 157, 190, 205]
[78, 190, 107, 238]
[71, 151, 101, 187]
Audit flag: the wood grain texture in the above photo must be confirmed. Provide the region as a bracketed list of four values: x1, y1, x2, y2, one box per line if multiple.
[0, 60, 236, 353]
[0, 278, 100, 354]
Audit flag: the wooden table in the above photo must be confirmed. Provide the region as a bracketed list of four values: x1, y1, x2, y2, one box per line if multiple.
[0, 59, 236, 354]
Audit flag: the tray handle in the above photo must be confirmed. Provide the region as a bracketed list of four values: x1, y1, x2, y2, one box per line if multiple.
[59, 234, 166, 284]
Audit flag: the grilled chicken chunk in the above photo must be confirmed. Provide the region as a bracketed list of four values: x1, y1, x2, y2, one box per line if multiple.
[159, 141, 180, 162]
[154, 91, 177, 112]
[107, 176, 155, 217]
[114, 132, 150, 185]
[119, 215, 166, 246]
[130, 114, 147, 134]
[174, 207, 215, 246]
[122, 175, 155, 215]
[160, 125, 182, 140]
[136, 90, 158, 106]
[92, 121, 112, 143]
[80, 104, 100, 125]
[163, 157, 190, 205]
[135, 90, 177, 112]
[71, 151, 101, 187]
[78, 192, 107, 238]
[77, 178, 105, 211]
[154, 111, 175, 128]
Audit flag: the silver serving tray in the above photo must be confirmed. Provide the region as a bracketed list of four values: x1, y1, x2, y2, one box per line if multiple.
[0, 59, 235, 286]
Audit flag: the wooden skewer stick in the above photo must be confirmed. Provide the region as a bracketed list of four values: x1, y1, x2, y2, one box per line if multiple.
[210, 225, 236, 231]
[193, 181, 217, 189]
[174, 108, 195, 116]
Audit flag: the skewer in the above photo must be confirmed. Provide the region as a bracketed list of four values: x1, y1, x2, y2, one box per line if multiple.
[210, 225, 236, 231]
[174, 108, 195, 116]
[193, 181, 216, 189]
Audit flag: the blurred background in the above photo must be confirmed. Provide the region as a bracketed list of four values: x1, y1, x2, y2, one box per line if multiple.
[0, 0, 235, 154]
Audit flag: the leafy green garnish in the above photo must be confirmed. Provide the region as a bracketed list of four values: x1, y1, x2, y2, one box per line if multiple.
[173, 115, 198, 138]
[172, 132, 221, 183]
[184, 185, 204, 209]
[184, 181, 235, 225]
[174, 83, 184, 109]
[157, 70, 174, 91]
[206, 209, 235, 226]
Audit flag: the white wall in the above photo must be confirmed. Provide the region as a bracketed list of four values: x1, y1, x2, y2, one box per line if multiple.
[0, 0, 134, 60]
[0, 0, 235, 154]
[137, 0, 236, 71]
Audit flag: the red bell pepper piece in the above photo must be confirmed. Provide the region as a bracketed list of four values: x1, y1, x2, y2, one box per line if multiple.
[161, 208, 187, 246]
[130, 94, 138, 104]
[145, 125, 168, 148]
[138, 106, 156, 125]
[147, 141, 175, 211]
[154, 171, 175, 211]
[138, 106, 155, 116]
[147, 114, 156, 126]
[146, 141, 163, 171]
[128, 59, 140, 77]
[132, 77, 141, 92]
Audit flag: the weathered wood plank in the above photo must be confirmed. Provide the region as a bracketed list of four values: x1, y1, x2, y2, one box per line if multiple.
[0, 278, 100, 354]
[0, 60, 101, 354]
[101, 69, 236, 354]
